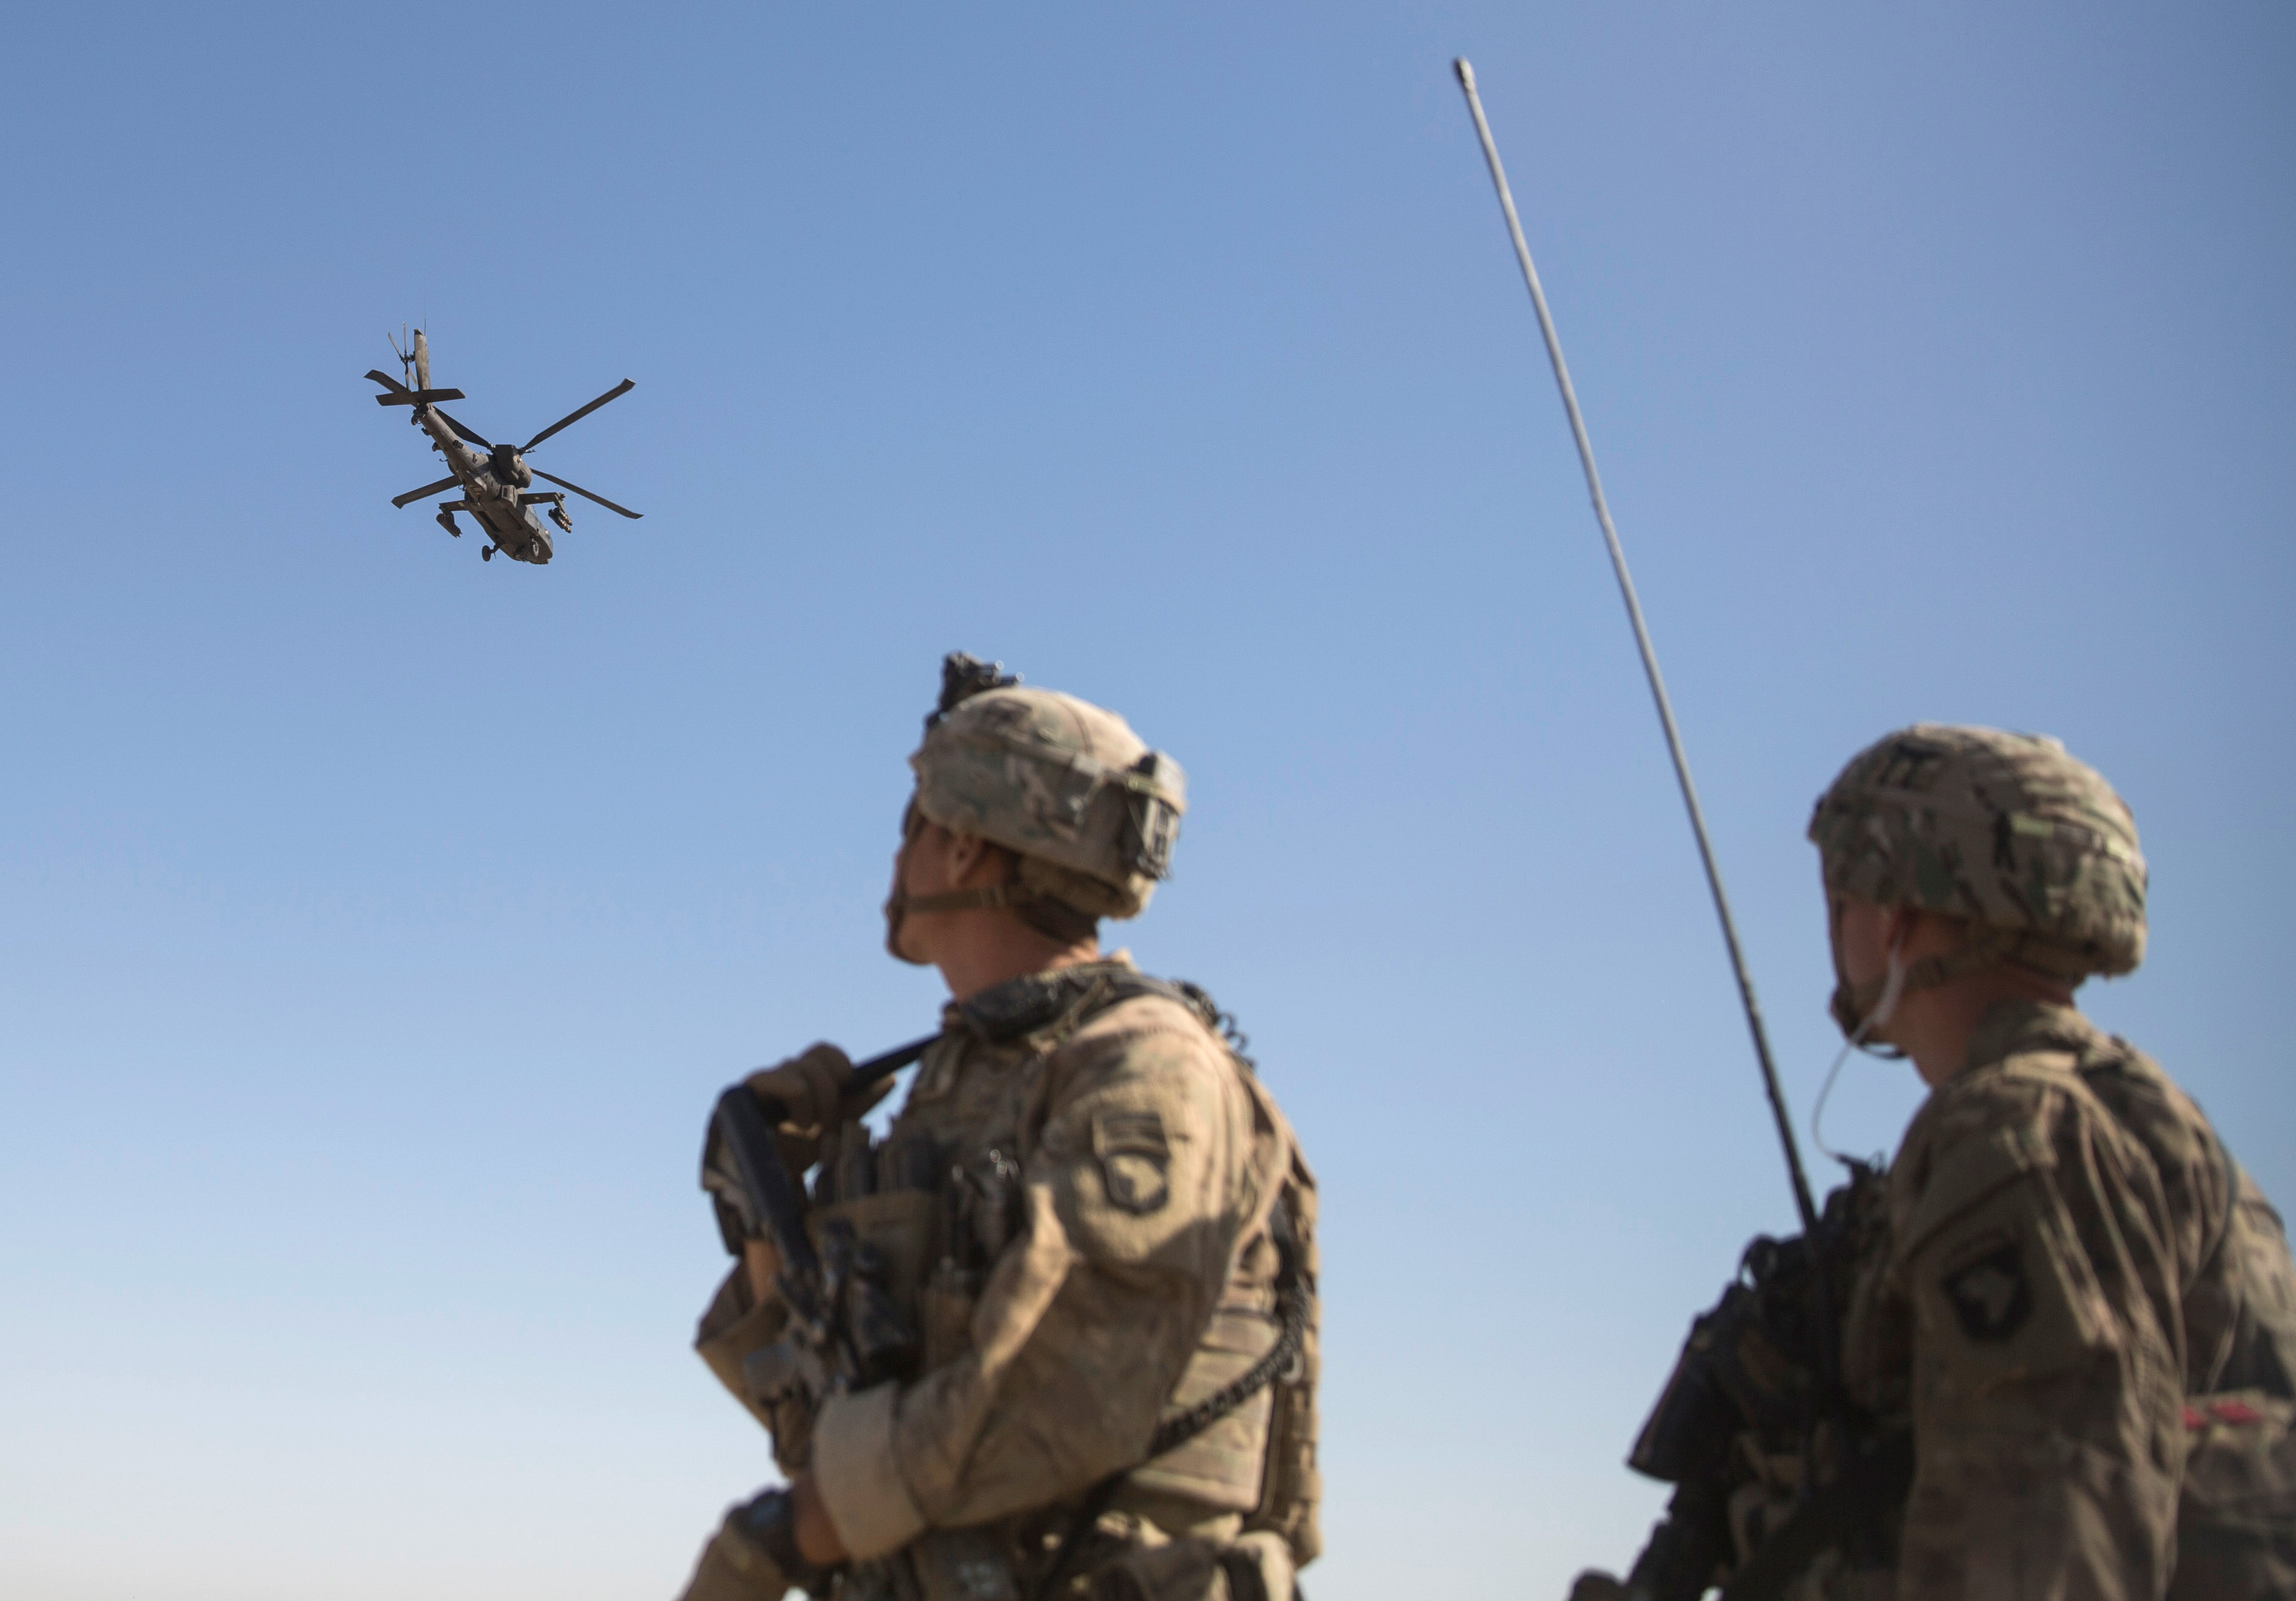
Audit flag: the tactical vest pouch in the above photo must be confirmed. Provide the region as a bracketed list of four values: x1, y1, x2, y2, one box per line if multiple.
[907, 1527, 1023, 1601]
[840, 1532, 1023, 1601]
[811, 1190, 943, 1316]
[1085, 1530, 1294, 1601]
[920, 1260, 984, 1373]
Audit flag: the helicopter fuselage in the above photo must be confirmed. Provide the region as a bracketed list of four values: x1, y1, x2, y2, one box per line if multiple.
[412, 408, 556, 564]
[370, 331, 636, 564]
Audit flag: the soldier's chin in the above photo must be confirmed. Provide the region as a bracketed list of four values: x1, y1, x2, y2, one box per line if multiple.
[882, 901, 931, 967]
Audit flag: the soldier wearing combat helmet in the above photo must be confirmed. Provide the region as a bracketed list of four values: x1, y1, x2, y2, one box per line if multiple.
[1583, 724, 2295, 1600]
[676, 655, 1320, 1601]
[1814, 724, 2295, 1596]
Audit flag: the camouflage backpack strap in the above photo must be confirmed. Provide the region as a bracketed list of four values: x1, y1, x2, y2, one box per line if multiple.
[956, 964, 1220, 1055]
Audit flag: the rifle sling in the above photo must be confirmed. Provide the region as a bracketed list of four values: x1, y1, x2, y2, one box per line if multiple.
[1026, 1214, 1311, 1601]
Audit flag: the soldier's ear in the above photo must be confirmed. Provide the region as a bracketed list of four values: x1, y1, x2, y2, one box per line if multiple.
[942, 830, 989, 888]
[1885, 905, 1923, 955]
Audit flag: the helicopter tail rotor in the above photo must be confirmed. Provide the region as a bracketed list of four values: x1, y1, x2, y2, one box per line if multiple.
[371, 328, 462, 406]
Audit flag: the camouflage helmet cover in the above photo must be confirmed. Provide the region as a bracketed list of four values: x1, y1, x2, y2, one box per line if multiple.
[1807, 723, 2147, 978]
[909, 675, 1186, 922]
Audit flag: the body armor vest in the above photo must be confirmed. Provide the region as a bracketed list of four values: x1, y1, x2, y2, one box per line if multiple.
[801, 964, 1319, 1597]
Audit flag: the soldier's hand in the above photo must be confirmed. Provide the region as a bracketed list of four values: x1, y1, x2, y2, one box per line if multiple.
[1567, 1572, 1632, 1601]
[675, 1490, 839, 1601]
[744, 1043, 895, 1134]
[674, 1514, 791, 1601]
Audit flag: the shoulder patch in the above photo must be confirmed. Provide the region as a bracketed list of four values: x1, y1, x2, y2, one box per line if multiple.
[1937, 1231, 2034, 1343]
[1094, 1108, 1171, 1215]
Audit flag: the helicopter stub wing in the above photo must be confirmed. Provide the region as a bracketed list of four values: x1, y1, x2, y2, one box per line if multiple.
[392, 474, 462, 508]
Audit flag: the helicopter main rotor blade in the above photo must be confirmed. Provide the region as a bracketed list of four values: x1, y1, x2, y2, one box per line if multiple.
[391, 474, 462, 508]
[435, 409, 493, 450]
[532, 470, 642, 519]
[520, 379, 635, 453]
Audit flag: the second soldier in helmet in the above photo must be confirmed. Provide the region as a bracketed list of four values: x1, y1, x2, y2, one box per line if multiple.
[679, 656, 1320, 1601]
[1585, 724, 2295, 1600]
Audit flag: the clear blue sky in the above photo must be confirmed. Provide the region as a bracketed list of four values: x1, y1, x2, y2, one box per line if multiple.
[3, 5, 2290, 1596]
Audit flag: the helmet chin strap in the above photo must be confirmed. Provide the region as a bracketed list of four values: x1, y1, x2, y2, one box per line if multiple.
[886, 881, 1043, 917]
[881, 811, 1046, 964]
[884, 880, 1049, 959]
[1869, 941, 1911, 1034]
[1813, 933, 1912, 1160]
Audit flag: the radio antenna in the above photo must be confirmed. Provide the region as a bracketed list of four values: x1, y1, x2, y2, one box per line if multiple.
[1452, 57, 1820, 1237]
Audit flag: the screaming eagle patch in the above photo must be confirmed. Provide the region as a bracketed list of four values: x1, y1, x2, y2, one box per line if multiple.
[1939, 1237, 2033, 1343]
[1093, 1109, 1171, 1215]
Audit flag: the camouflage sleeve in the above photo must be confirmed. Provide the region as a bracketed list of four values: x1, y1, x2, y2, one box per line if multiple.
[809, 1003, 1256, 1559]
[1886, 1072, 2186, 1600]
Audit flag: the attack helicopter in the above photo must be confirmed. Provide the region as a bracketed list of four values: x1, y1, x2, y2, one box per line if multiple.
[367, 328, 641, 564]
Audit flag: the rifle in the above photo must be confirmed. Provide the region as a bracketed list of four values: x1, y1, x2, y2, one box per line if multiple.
[1604, 1168, 1906, 1600]
[699, 1034, 936, 1407]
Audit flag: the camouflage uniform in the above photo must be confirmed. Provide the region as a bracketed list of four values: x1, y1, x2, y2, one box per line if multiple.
[1812, 727, 2296, 1599]
[684, 662, 1320, 1601]
[1840, 1002, 2296, 1598]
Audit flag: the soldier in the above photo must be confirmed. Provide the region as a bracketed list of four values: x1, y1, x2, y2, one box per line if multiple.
[677, 656, 1320, 1601]
[1585, 723, 2296, 1599]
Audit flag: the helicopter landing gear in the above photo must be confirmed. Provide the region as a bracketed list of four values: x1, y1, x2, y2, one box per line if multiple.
[481, 545, 495, 561]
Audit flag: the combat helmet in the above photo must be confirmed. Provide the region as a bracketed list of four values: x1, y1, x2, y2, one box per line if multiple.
[885, 654, 1186, 957]
[1807, 723, 2147, 1037]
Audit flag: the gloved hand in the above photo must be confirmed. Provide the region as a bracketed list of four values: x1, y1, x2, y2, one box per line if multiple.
[675, 1491, 839, 1601]
[744, 1043, 895, 1136]
[674, 1514, 791, 1601]
[736, 1045, 900, 1306]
